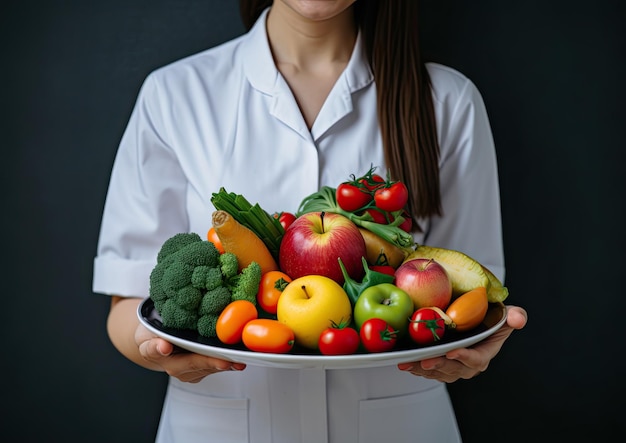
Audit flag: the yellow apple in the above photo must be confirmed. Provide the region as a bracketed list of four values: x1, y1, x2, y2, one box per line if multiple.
[276, 275, 352, 349]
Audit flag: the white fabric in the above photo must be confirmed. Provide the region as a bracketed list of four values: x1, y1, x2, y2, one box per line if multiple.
[93, 8, 504, 443]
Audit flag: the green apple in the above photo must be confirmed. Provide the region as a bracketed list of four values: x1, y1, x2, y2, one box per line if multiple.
[353, 283, 414, 336]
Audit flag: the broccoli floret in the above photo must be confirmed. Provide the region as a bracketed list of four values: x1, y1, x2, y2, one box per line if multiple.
[219, 252, 239, 279]
[149, 263, 169, 310]
[199, 286, 231, 316]
[174, 286, 204, 311]
[156, 232, 202, 263]
[159, 298, 198, 330]
[177, 240, 220, 268]
[197, 313, 220, 338]
[195, 287, 232, 338]
[203, 266, 224, 291]
[229, 261, 262, 304]
[162, 262, 195, 296]
[191, 265, 223, 290]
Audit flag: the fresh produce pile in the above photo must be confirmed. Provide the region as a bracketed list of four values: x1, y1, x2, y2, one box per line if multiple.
[149, 166, 509, 355]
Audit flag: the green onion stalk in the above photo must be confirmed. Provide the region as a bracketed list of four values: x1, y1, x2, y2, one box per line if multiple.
[211, 188, 284, 262]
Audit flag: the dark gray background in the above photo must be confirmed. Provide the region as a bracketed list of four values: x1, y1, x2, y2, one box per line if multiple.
[2, 1, 624, 441]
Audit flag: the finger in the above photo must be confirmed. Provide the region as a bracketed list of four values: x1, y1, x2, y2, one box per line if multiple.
[444, 347, 486, 370]
[506, 305, 528, 329]
[422, 357, 475, 379]
[138, 337, 170, 361]
[398, 357, 448, 374]
[397, 356, 446, 372]
[399, 359, 477, 382]
[164, 353, 243, 381]
[419, 356, 447, 371]
[155, 338, 175, 356]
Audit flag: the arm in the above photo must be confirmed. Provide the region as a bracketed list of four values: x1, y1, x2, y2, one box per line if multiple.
[96, 76, 244, 382]
[107, 296, 157, 369]
[107, 296, 246, 382]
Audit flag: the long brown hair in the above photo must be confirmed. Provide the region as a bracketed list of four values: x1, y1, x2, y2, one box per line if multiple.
[239, 1, 442, 222]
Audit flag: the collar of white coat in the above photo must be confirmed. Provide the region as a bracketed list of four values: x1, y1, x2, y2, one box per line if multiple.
[241, 7, 374, 141]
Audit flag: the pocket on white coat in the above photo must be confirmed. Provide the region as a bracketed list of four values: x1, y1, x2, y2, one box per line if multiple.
[358, 386, 461, 443]
[156, 383, 250, 443]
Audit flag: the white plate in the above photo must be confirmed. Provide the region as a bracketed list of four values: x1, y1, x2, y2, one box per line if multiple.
[138, 298, 507, 370]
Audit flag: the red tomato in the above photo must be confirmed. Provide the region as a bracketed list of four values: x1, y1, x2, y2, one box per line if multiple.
[398, 210, 413, 233]
[336, 183, 372, 212]
[374, 182, 409, 212]
[216, 300, 258, 345]
[365, 208, 390, 224]
[242, 319, 295, 353]
[318, 324, 360, 355]
[365, 208, 411, 233]
[359, 318, 398, 353]
[369, 265, 396, 277]
[359, 174, 385, 191]
[408, 307, 446, 345]
[273, 212, 297, 231]
[257, 270, 292, 315]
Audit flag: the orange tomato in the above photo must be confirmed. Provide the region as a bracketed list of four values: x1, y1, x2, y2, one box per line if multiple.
[207, 226, 225, 254]
[445, 286, 489, 332]
[257, 271, 292, 314]
[216, 300, 258, 345]
[241, 319, 295, 354]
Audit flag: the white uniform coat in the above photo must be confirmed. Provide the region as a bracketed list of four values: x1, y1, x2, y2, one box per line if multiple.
[93, 8, 504, 443]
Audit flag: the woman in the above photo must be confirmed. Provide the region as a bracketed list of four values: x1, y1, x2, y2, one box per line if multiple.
[94, 1, 527, 441]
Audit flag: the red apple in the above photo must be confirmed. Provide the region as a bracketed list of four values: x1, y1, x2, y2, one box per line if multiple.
[394, 258, 452, 310]
[279, 211, 366, 285]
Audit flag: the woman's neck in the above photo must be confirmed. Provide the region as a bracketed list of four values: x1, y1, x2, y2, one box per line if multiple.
[264, 2, 357, 129]
[266, 3, 357, 72]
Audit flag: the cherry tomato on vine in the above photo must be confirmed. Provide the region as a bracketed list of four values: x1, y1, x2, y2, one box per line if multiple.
[242, 319, 295, 354]
[336, 183, 372, 212]
[257, 270, 292, 315]
[408, 307, 447, 345]
[365, 208, 390, 224]
[273, 211, 297, 231]
[374, 182, 409, 212]
[359, 173, 385, 191]
[216, 300, 258, 345]
[318, 322, 360, 355]
[359, 318, 398, 353]
[398, 210, 413, 232]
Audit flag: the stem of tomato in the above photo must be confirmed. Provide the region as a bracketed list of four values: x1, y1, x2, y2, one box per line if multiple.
[411, 318, 444, 341]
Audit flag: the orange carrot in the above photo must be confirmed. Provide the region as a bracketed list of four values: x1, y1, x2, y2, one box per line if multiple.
[212, 210, 279, 274]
